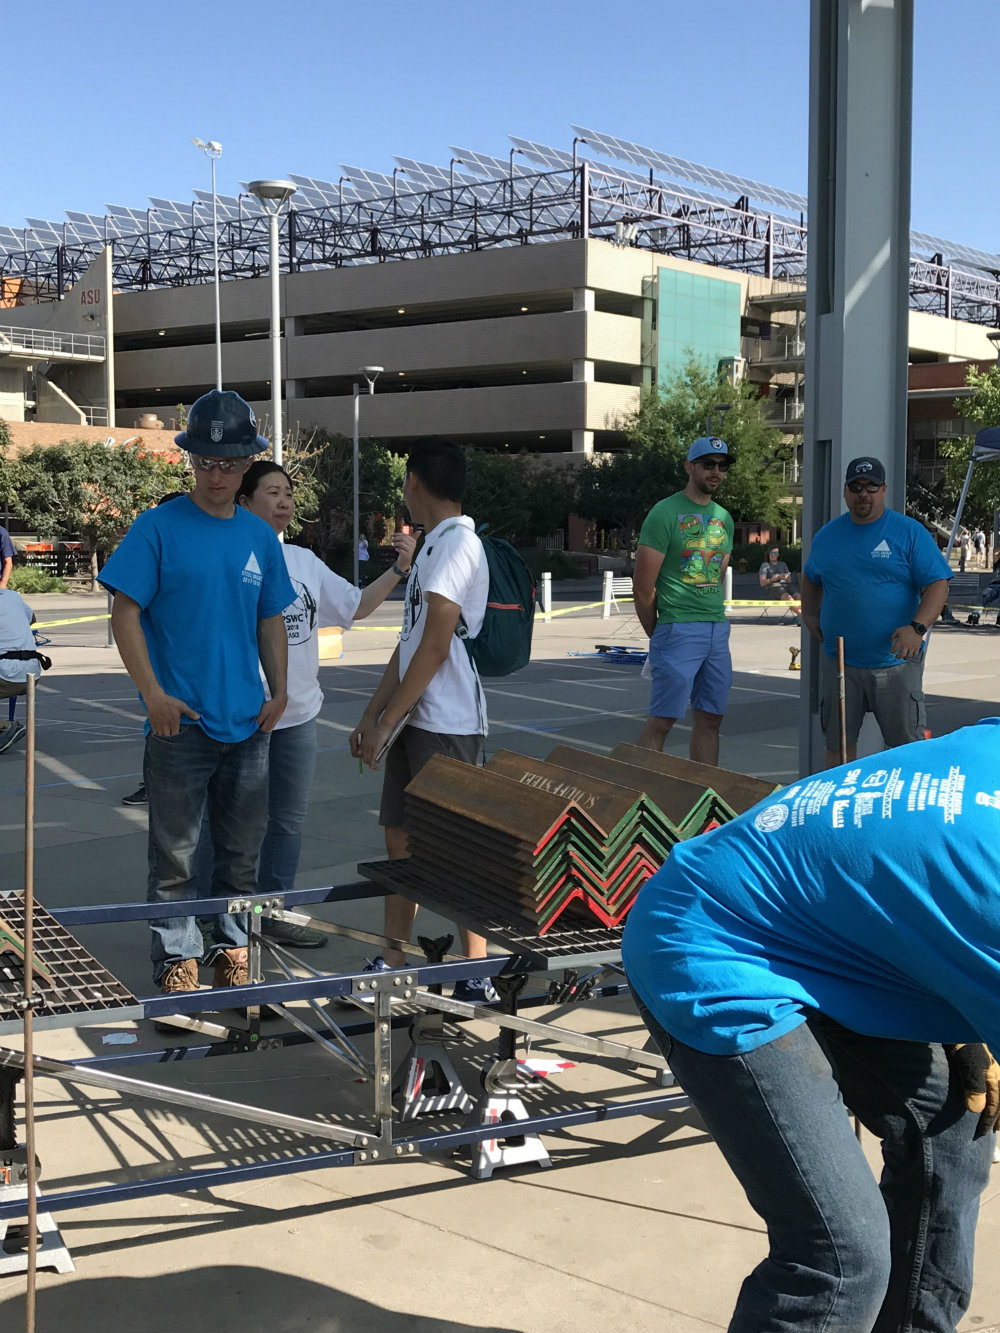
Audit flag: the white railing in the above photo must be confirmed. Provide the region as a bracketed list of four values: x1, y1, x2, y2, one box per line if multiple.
[768, 401, 805, 426]
[81, 405, 109, 426]
[0, 325, 106, 359]
[750, 333, 806, 363]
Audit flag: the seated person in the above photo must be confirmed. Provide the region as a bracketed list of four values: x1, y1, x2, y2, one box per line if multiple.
[758, 545, 800, 613]
[0, 587, 46, 753]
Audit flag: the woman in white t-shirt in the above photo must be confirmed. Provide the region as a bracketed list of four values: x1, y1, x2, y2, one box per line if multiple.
[237, 462, 414, 946]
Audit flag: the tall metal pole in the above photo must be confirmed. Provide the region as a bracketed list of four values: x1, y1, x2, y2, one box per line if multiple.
[352, 368, 383, 586]
[193, 140, 223, 391]
[268, 209, 282, 466]
[352, 384, 361, 587]
[211, 153, 222, 391]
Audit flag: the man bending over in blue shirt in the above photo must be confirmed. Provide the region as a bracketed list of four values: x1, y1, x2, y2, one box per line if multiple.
[624, 719, 1000, 1333]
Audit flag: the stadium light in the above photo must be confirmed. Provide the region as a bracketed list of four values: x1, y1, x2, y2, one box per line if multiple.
[192, 138, 223, 391]
[247, 179, 297, 467]
[353, 366, 384, 587]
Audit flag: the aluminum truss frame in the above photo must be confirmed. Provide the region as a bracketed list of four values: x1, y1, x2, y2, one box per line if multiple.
[0, 884, 680, 1226]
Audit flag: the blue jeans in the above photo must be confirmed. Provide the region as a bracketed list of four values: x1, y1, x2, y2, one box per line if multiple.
[637, 1005, 992, 1333]
[145, 724, 270, 982]
[257, 718, 318, 897]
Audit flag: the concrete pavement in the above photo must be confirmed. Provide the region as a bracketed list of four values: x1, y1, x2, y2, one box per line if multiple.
[0, 590, 998, 1331]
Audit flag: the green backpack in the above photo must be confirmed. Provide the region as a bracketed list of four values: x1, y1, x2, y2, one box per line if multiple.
[454, 530, 536, 677]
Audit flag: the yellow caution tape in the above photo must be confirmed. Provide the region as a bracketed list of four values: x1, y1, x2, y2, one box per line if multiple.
[34, 613, 111, 629]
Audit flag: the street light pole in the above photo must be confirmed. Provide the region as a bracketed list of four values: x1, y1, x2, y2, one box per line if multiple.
[192, 138, 223, 391]
[247, 179, 298, 467]
[353, 366, 384, 587]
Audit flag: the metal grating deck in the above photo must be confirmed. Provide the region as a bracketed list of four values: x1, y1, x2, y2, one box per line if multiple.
[0, 891, 141, 1034]
[357, 859, 625, 965]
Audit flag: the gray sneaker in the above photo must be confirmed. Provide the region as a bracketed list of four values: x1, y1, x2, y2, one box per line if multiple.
[0, 721, 26, 755]
[261, 916, 328, 949]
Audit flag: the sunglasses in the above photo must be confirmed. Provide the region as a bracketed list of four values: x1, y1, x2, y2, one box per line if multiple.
[188, 453, 256, 475]
[846, 481, 884, 495]
[697, 457, 732, 472]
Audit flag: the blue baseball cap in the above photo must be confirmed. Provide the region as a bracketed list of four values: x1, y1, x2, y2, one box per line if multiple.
[687, 436, 730, 463]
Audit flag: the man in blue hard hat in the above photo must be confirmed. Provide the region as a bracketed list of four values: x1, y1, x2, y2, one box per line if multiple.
[631, 435, 735, 763]
[100, 390, 295, 1008]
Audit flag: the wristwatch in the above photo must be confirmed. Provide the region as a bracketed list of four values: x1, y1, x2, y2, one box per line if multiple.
[910, 620, 928, 636]
[391, 560, 408, 579]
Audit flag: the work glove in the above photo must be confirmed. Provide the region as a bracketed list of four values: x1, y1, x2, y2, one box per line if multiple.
[946, 1043, 1000, 1139]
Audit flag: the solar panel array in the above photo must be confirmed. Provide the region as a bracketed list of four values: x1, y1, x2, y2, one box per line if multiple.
[572, 124, 809, 214]
[1, 127, 998, 295]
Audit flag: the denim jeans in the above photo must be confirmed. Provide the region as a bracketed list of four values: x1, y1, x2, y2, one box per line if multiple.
[145, 723, 270, 982]
[257, 717, 318, 897]
[637, 1004, 992, 1333]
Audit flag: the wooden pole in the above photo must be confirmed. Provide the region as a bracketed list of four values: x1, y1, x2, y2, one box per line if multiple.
[23, 674, 37, 1333]
[835, 640, 862, 1142]
[836, 636, 848, 765]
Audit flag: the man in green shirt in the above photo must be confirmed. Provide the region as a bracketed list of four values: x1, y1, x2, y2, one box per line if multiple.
[632, 435, 735, 763]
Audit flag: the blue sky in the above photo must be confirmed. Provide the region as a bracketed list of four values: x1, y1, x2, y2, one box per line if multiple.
[5, 0, 998, 253]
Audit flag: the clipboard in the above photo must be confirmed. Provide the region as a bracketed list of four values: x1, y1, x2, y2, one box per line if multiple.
[375, 705, 415, 762]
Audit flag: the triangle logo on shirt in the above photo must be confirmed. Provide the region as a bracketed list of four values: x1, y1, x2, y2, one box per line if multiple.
[872, 539, 891, 559]
[244, 552, 262, 575]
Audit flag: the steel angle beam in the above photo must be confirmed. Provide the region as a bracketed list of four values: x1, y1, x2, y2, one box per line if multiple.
[549, 746, 730, 833]
[609, 743, 777, 815]
[412, 991, 669, 1071]
[0, 1047, 370, 1146]
[405, 754, 597, 844]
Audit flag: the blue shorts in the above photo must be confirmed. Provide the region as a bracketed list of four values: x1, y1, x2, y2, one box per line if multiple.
[648, 620, 732, 720]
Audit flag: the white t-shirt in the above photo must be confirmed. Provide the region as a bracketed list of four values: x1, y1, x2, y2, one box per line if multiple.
[272, 544, 361, 730]
[0, 591, 38, 684]
[399, 515, 488, 736]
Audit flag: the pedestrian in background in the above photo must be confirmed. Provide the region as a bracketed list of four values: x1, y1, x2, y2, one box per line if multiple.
[632, 435, 734, 764]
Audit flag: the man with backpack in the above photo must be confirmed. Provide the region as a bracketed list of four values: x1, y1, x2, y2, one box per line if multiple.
[351, 437, 495, 1001]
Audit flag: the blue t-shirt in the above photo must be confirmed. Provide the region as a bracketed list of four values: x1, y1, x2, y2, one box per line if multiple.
[623, 718, 1000, 1056]
[803, 508, 951, 667]
[99, 497, 295, 742]
[0, 526, 15, 562]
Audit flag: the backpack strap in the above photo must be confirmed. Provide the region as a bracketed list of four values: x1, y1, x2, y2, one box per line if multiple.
[436, 523, 486, 735]
[0, 649, 52, 671]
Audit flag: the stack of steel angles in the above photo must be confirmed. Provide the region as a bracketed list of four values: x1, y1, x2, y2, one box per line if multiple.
[402, 744, 780, 935]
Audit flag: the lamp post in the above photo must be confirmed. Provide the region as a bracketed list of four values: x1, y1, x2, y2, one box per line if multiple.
[247, 179, 297, 466]
[192, 138, 223, 391]
[353, 366, 384, 587]
[449, 156, 466, 205]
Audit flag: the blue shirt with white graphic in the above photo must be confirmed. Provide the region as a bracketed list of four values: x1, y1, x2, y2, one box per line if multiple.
[623, 719, 1000, 1056]
[804, 508, 951, 667]
[99, 496, 295, 742]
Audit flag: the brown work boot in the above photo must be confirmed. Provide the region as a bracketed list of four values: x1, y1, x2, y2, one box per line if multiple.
[160, 958, 200, 994]
[155, 958, 201, 1034]
[212, 947, 248, 989]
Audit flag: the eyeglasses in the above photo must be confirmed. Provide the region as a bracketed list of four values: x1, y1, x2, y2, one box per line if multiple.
[188, 453, 255, 475]
[697, 458, 732, 472]
[846, 482, 884, 495]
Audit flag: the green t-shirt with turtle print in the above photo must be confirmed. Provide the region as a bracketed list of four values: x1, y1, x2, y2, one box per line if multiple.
[638, 492, 734, 624]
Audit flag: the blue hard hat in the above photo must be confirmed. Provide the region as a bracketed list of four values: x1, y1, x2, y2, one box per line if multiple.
[174, 390, 269, 458]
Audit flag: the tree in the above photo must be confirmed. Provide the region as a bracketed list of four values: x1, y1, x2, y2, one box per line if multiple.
[464, 451, 577, 544]
[575, 357, 795, 547]
[288, 427, 405, 562]
[931, 364, 1000, 530]
[10, 439, 185, 587]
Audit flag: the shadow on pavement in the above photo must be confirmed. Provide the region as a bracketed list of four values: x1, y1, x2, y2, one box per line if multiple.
[0, 1267, 521, 1333]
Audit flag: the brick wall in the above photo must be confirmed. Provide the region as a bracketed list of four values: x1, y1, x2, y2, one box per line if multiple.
[5, 421, 178, 456]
